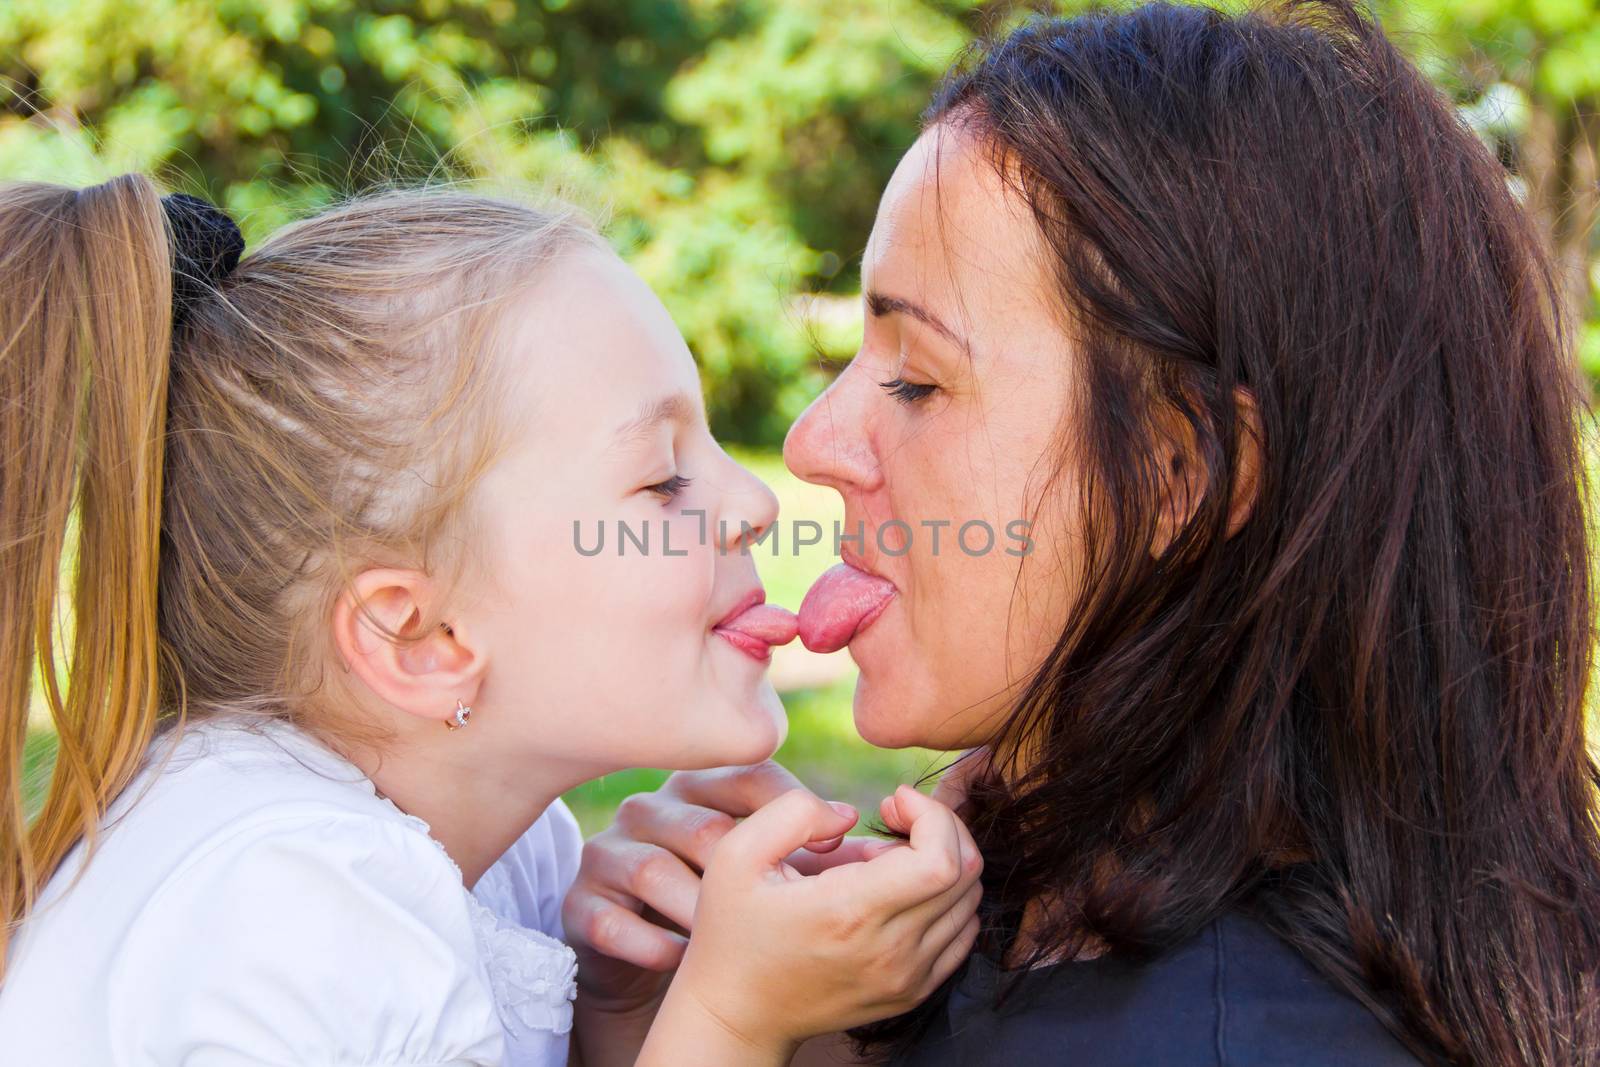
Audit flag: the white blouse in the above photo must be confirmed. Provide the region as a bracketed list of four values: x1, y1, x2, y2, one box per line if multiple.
[0, 716, 582, 1066]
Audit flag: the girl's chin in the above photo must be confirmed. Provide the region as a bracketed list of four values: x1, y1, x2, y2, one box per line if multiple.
[692, 687, 789, 767]
[741, 687, 790, 756]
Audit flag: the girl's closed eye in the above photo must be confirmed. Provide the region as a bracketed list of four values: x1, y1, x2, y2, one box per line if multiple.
[645, 473, 693, 501]
[878, 376, 938, 405]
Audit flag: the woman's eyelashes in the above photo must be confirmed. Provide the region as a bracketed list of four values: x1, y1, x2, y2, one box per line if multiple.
[645, 473, 693, 501]
[878, 376, 938, 405]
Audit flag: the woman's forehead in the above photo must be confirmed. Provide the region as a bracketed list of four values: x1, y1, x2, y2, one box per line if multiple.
[865, 125, 1058, 338]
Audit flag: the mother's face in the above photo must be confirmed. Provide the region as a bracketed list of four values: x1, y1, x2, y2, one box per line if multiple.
[785, 124, 1085, 751]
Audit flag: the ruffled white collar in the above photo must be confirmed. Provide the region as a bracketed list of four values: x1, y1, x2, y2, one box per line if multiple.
[208, 717, 581, 1042]
[376, 804, 580, 1039]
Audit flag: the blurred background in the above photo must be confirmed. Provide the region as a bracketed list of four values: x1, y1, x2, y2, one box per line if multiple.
[6, 0, 1598, 831]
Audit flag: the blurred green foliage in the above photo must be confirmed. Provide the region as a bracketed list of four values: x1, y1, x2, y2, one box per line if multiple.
[1, 0, 1596, 444]
[0, 0, 986, 444]
[1393, 0, 1600, 375]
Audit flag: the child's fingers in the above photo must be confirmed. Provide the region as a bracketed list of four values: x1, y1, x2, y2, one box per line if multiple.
[860, 837, 901, 861]
[564, 894, 688, 972]
[617, 788, 853, 873]
[918, 878, 981, 959]
[900, 785, 980, 887]
[785, 835, 880, 876]
[837, 789, 973, 910]
[879, 793, 908, 835]
[918, 912, 982, 1000]
[802, 819, 853, 854]
[714, 788, 860, 877]
[877, 845, 981, 953]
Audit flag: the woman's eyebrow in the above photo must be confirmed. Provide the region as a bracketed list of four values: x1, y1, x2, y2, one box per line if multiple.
[865, 290, 972, 356]
[609, 392, 696, 451]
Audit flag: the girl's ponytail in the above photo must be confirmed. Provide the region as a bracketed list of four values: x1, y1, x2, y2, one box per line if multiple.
[0, 177, 593, 979]
[0, 175, 172, 973]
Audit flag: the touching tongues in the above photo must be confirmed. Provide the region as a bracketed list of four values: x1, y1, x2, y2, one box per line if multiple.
[797, 562, 897, 653]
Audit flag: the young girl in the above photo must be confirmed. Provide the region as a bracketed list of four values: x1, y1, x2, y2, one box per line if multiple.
[0, 177, 982, 1066]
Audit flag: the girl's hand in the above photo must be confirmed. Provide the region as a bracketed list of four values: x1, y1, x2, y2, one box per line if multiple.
[562, 761, 856, 1013]
[642, 785, 983, 1062]
[563, 750, 992, 1005]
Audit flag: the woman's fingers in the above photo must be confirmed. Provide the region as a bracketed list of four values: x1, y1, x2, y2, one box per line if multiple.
[562, 891, 689, 972]
[578, 836, 703, 930]
[654, 763, 853, 854]
[615, 794, 739, 873]
[662, 760, 810, 817]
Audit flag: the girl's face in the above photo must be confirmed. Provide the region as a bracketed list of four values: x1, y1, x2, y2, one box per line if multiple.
[460, 245, 791, 775]
[784, 124, 1085, 752]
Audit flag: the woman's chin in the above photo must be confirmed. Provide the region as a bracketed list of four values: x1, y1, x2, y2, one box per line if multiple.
[852, 669, 980, 751]
[851, 676, 929, 750]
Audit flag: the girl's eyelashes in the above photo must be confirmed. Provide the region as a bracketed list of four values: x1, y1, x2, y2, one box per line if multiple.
[877, 377, 938, 405]
[645, 473, 693, 501]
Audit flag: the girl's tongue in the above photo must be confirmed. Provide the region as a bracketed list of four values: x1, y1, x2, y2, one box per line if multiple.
[797, 563, 898, 653]
[714, 603, 800, 647]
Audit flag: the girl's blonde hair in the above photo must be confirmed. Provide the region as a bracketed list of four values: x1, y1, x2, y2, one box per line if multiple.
[0, 174, 598, 974]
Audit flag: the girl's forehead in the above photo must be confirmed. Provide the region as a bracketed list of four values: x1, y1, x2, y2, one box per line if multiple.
[494, 247, 702, 444]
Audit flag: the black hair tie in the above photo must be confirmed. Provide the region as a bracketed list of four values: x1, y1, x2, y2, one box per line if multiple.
[161, 192, 244, 333]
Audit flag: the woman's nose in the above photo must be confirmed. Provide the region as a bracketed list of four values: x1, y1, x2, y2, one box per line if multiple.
[783, 367, 882, 494]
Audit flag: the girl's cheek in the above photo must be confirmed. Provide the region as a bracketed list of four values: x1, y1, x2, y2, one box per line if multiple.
[652, 510, 718, 618]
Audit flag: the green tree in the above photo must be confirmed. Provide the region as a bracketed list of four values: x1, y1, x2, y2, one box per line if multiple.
[0, 0, 977, 445]
[4, 1, 1592, 435]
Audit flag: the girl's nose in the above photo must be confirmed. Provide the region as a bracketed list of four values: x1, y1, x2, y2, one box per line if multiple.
[716, 460, 781, 554]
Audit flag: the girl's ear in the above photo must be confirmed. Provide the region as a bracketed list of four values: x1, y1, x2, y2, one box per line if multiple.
[330, 568, 485, 728]
[1151, 386, 1263, 556]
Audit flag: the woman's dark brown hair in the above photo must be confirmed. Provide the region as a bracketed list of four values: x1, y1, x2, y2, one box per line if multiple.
[856, 1, 1600, 1063]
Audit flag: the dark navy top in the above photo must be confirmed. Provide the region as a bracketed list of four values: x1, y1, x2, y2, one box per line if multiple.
[893, 913, 1421, 1065]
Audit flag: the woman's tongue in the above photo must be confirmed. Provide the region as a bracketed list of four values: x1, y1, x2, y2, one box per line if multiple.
[797, 563, 897, 653]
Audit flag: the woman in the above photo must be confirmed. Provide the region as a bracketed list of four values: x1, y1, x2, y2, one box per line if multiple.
[564, 1, 1600, 1064]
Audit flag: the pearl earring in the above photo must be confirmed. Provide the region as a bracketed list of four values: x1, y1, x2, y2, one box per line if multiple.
[445, 699, 472, 730]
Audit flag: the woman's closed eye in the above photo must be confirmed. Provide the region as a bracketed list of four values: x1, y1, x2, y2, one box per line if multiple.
[878, 377, 938, 405]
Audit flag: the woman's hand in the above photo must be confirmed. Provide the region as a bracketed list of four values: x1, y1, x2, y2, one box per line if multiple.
[638, 785, 983, 1064]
